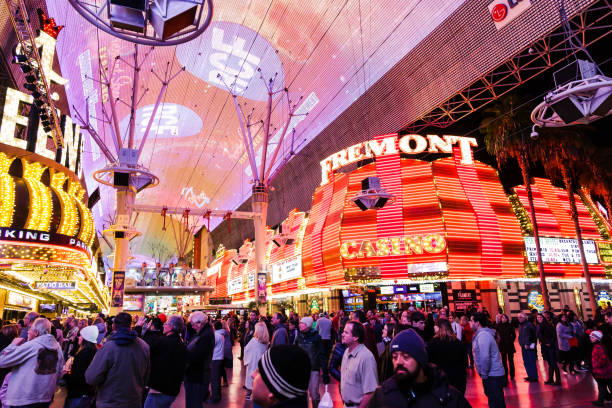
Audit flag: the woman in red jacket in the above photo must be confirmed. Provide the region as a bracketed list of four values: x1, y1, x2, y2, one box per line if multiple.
[591, 330, 612, 406]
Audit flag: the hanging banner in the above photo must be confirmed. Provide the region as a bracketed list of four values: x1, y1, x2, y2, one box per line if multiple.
[257, 272, 267, 303]
[111, 271, 125, 308]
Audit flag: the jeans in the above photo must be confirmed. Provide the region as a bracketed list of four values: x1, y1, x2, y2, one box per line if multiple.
[210, 360, 223, 401]
[464, 342, 473, 367]
[482, 375, 506, 408]
[500, 352, 515, 379]
[309, 370, 320, 404]
[321, 339, 332, 383]
[184, 381, 206, 408]
[202, 362, 211, 401]
[144, 393, 176, 408]
[63, 396, 94, 408]
[541, 345, 558, 365]
[521, 348, 538, 380]
[595, 378, 612, 403]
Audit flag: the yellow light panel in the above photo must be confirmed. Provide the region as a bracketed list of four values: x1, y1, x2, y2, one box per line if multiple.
[0, 153, 15, 227]
[51, 171, 78, 236]
[24, 161, 52, 231]
[73, 185, 94, 246]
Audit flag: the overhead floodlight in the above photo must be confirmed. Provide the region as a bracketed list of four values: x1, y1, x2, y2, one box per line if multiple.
[109, 4, 145, 33]
[351, 177, 395, 211]
[532, 59, 612, 127]
[150, 0, 198, 40]
[68, 0, 213, 46]
[13, 54, 27, 64]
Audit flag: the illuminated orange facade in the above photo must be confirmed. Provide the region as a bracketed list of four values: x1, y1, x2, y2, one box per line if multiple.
[210, 136, 610, 309]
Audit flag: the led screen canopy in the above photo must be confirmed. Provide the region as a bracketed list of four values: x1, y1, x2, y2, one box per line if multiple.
[46, 0, 467, 259]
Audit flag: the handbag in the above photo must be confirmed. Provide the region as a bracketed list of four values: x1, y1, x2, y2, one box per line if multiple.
[568, 337, 578, 348]
[319, 384, 334, 408]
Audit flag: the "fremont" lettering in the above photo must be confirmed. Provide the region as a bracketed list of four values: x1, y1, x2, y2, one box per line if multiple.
[320, 134, 477, 184]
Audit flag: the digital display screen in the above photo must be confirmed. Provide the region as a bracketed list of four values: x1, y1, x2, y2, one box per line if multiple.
[39, 304, 56, 313]
[46, 1, 467, 256]
[524, 237, 599, 264]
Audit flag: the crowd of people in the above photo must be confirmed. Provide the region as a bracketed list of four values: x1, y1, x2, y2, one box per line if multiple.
[0, 304, 608, 408]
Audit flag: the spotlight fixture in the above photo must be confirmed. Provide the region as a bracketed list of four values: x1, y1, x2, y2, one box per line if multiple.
[19, 64, 32, 74]
[23, 83, 37, 92]
[351, 177, 395, 211]
[68, 0, 213, 46]
[13, 54, 27, 63]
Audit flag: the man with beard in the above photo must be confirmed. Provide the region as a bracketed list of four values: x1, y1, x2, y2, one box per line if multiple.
[368, 329, 470, 408]
[340, 321, 378, 408]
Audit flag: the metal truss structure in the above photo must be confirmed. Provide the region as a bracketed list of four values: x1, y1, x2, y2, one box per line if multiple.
[4, 0, 63, 147]
[68, 0, 213, 46]
[404, 1, 612, 132]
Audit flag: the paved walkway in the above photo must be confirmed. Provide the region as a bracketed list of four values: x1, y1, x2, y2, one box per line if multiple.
[51, 344, 599, 408]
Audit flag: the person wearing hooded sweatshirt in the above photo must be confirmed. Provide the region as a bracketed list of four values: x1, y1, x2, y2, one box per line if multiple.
[471, 312, 506, 408]
[0, 317, 64, 408]
[85, 312, 150, 408]
[367, 329, 470, 408]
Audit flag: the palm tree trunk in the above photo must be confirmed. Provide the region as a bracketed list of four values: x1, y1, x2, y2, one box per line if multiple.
[518, 153, 551, 311]
[562, 168, 597, 318]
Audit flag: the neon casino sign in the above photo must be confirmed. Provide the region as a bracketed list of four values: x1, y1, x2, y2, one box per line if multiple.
[320, 134, 477, 184]
[0, 31, 83, 177]
[340, 234, 447, 259]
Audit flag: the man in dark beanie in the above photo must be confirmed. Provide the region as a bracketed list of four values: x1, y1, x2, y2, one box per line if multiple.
[368, 329, 470, 408]
[251, 345, 311, 407]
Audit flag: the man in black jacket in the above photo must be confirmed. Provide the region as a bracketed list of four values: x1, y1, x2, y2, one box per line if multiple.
[184, 312, 214, 408]
[144, 315, 187, 408]
[518, 313, 538, 382]
[368, 329, 471, 408]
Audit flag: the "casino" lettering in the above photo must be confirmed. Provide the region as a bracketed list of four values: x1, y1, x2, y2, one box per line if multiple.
[340, 233, 447, 259]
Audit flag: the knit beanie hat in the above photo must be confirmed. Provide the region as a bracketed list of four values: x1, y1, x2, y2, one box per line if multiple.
[258, 345, 311, 400]
[390, 328, 428, 367]
[300, 316, 313, 328]
[80, 325, 99, 344]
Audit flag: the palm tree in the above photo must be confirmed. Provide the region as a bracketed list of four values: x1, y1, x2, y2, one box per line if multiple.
[531, 127, 598, 316]
[480, 94, 550, 310]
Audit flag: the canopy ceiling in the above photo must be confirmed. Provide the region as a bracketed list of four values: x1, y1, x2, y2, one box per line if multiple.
[46, 0, 466, 261]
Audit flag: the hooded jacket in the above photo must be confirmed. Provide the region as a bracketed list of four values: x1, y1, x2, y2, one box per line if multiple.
[184, 322, 214, 383]
[367, 365, 471, 408]
[472, 327, 505, 379]
[296, 329, 322, 371]
[85, 328, 150, 408]
[0, 334, 64, 406]
[147, 332, 187, 397]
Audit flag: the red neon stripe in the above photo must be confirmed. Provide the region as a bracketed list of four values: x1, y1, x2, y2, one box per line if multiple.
[432, 159, 482, 279]
[453, 148, 503, 277]
[375, 135, 406, 280]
